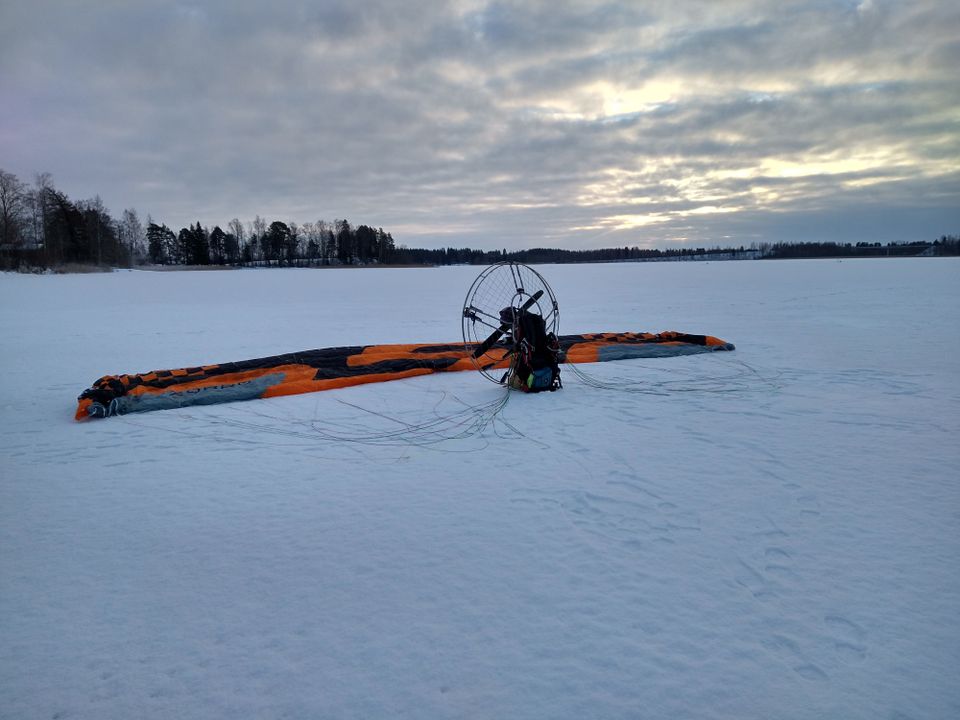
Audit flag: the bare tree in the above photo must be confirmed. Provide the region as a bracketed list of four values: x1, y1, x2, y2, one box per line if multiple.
[251, 214, 267, 264]
[0, 169, 27, 248]
[316, 219, 332, 265]
[120, 208, 145, 264]
[228, 217, 245, 246]
[33, 172, 53, 262]
[252, 215, 267, 240]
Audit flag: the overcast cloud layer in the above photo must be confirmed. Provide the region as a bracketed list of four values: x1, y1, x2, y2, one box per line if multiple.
[1, 0, 957, 249]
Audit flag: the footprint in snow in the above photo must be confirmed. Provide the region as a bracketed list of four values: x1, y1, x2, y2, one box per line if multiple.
[734, 558, 777, 600]
[796, 494, 822, 517]
[824, 615, 868, 661]
[510, 488, 655, 548]
[762, 634, 829, 682]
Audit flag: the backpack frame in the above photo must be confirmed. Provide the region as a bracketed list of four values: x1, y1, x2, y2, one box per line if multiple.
[506, 308, 562, 392]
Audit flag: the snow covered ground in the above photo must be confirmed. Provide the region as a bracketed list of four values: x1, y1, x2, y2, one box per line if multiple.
[1, 259, 958, 720]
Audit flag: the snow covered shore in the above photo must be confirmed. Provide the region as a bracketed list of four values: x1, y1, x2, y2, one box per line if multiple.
[2, 259, 958, 719]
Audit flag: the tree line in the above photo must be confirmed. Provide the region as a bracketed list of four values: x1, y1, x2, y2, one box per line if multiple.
[0, 169, 398, 270]
[751, 239, 959, 259]
[143, 217, 397, 267]
[1, 167, 956, 271]
[389, 238, 959, 265]
[1, 169, 143, 269]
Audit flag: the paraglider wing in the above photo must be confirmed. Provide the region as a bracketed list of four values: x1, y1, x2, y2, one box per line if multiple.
[75, 330, 734, 420]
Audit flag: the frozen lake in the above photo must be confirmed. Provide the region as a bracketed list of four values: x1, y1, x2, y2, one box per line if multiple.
[2, 258, 958, 719]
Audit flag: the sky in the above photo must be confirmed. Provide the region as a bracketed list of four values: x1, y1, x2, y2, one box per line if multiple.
[1, 0, 957, 250]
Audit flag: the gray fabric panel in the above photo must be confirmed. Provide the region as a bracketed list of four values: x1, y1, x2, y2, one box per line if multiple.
[114, 372, 286, 415]
[596, 344, 729, 361]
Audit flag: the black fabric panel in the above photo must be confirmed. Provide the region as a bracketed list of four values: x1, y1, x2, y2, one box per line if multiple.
[311, 355, 462, 380]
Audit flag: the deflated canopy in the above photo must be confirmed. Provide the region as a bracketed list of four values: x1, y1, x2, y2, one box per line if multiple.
[76, 331, 734, 420]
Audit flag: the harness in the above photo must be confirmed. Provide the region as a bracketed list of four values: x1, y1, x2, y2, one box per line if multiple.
[501, 307, 562, 392]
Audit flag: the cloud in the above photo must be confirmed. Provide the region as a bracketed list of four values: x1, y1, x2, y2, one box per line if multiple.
[0, 0, 956, 248]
